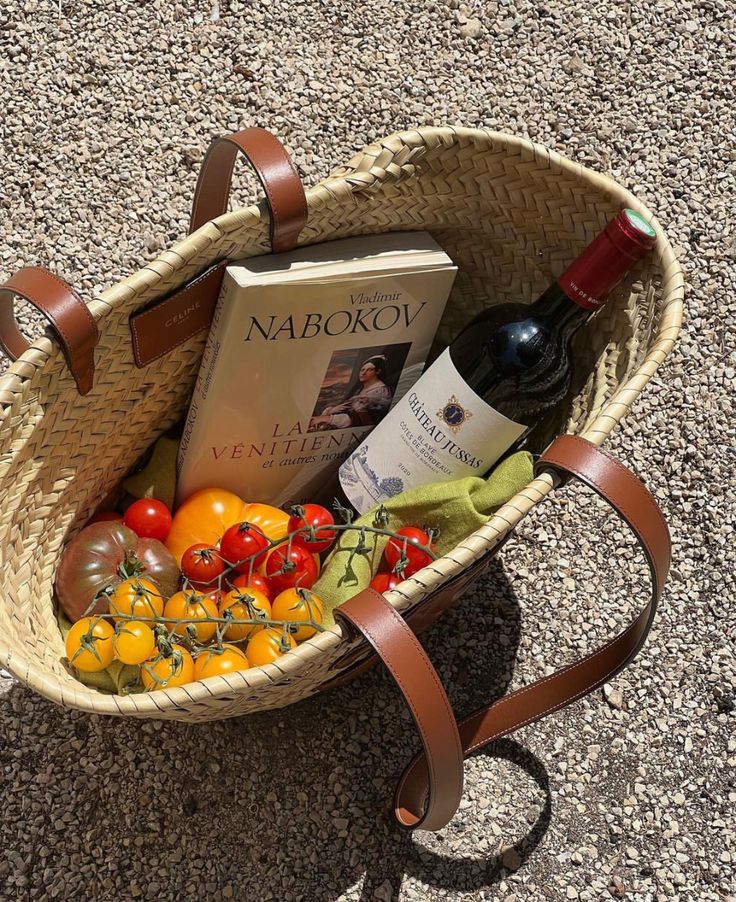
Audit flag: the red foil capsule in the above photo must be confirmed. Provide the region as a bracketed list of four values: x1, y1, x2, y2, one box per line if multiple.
[557, 208, 657, 310]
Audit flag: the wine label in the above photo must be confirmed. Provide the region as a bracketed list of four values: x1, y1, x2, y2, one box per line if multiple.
[339, 348, 526, 513]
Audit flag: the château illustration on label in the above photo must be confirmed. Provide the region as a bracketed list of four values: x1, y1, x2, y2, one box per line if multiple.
[339, 209, 657, 514]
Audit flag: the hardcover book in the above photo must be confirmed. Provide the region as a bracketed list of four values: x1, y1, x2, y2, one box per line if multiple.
[176, 232, 457, 507]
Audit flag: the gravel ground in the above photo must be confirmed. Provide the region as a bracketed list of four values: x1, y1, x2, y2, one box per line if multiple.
[0, 0, 734, 900]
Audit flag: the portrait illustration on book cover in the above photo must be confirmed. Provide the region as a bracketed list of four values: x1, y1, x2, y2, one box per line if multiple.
[308, 343, 411, 432]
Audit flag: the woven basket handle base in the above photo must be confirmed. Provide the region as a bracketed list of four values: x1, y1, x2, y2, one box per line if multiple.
[335, 434, 671, 831]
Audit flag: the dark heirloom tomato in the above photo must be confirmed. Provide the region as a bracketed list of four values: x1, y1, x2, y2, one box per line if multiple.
[55, 521, 179, 623]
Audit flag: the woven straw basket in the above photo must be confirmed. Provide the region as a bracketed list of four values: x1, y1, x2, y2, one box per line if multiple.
[0, 125, 683, 731]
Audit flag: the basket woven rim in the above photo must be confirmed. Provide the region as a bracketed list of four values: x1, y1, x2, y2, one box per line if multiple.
[0, 126, 685, 716]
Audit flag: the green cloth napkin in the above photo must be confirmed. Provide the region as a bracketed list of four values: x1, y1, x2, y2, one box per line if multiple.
[314, 450, 534, 626]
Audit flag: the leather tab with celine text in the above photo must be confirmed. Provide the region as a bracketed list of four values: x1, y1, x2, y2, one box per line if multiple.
[129, 262, 226, 367]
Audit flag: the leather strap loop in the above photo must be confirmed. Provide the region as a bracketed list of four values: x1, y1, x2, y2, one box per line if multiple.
[0, 266, 98, 395]
[335, 588, 464, 831]
[189, 127, 307, 251]
[338, 435, 670, 830]
[129, 128, 306, 366]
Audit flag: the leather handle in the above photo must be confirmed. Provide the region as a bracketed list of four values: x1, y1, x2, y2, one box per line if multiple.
[0, 266, 98, 395]
[129, 127, 308, 367]
[337, 435, 670, 830]
[189, 127, 307, 251]
[335, 589, 464, 831]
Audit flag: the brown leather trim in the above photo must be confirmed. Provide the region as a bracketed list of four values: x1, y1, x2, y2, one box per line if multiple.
[335, 589, 464, 831]
[129, 262, 226, 368]
[333, 435, 670, 830]
[189, 127, 307, 252]
[394, 435, 669, 827]
[0, 266, 98, 395]
[539, 435, 670, 588]
[130, 128, 307, 367]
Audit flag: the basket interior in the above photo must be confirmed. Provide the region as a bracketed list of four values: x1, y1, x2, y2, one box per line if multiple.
[0, 128, 680, 715]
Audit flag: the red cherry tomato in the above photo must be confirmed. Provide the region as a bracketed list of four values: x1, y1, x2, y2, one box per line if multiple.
[265, 539, 319, 593]
[87, 510, 123, 525]
[220, 522, 270, 572]
[287, 504, 337, 553]
[369, 571, 403, 593]
[383, 527, 435, 577]
[181, 543, 226, 590]
[230, 571, 274, 600]
[123, 499, 173, 542]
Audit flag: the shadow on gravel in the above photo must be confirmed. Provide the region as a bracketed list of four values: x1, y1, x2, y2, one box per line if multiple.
[0, 558, 551, 900]
[360, 739, 552, 900]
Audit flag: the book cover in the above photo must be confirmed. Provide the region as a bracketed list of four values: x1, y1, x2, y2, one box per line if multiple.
[176, 232, 457, 507]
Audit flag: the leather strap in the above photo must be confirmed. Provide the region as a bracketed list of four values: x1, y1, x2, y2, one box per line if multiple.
[335, 589, 464, 831]
[130, 128, 307, 366]
[337, 435, 670, 830]
[0, 266, 98, 395]
[1, 130, 306, 378]
[189, 127, 307, 250]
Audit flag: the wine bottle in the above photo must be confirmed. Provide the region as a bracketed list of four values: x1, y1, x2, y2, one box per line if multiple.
[338, 208, 657, 514]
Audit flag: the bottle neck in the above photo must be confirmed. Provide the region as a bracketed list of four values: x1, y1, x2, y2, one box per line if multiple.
[531, 282, 593, 336]
[556, 222, 645, 311]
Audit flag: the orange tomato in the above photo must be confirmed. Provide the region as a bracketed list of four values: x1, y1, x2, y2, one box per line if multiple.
[271, 589, 325, 642]
[166, 488, 248, 566]
[166, 490, 290, 566]
[65, 617, 115, 672]
[239, 502, 290, 543]
[141, 644, 195, 690]
[112, 620, 156, 665]
[219, 588, 271, 642]
[109, 577, 165, 622]
[163, 589, 220, 643]
[194, 644, 250, 679]
[245, 628, 296, 667]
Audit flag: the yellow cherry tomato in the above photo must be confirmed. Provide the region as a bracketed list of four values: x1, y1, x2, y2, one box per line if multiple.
[112, 620, 156, 665]
[65, 617, 115, 672]
[109, 577, 164, 622]
[271, 588, 325, 642]
[245, 627, 296, 667]
[219, 588, 271, 642]
[141, 644, 194, 691]
[163, 590, 219, 643]
[194, 643, 250, 680]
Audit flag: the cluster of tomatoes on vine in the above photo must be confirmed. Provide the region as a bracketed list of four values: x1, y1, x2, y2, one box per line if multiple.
[63, 494, 438, 690]
[122, 496, 438, 597]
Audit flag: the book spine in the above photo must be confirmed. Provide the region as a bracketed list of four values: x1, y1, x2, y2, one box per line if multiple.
[176, 275, 231, 476]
